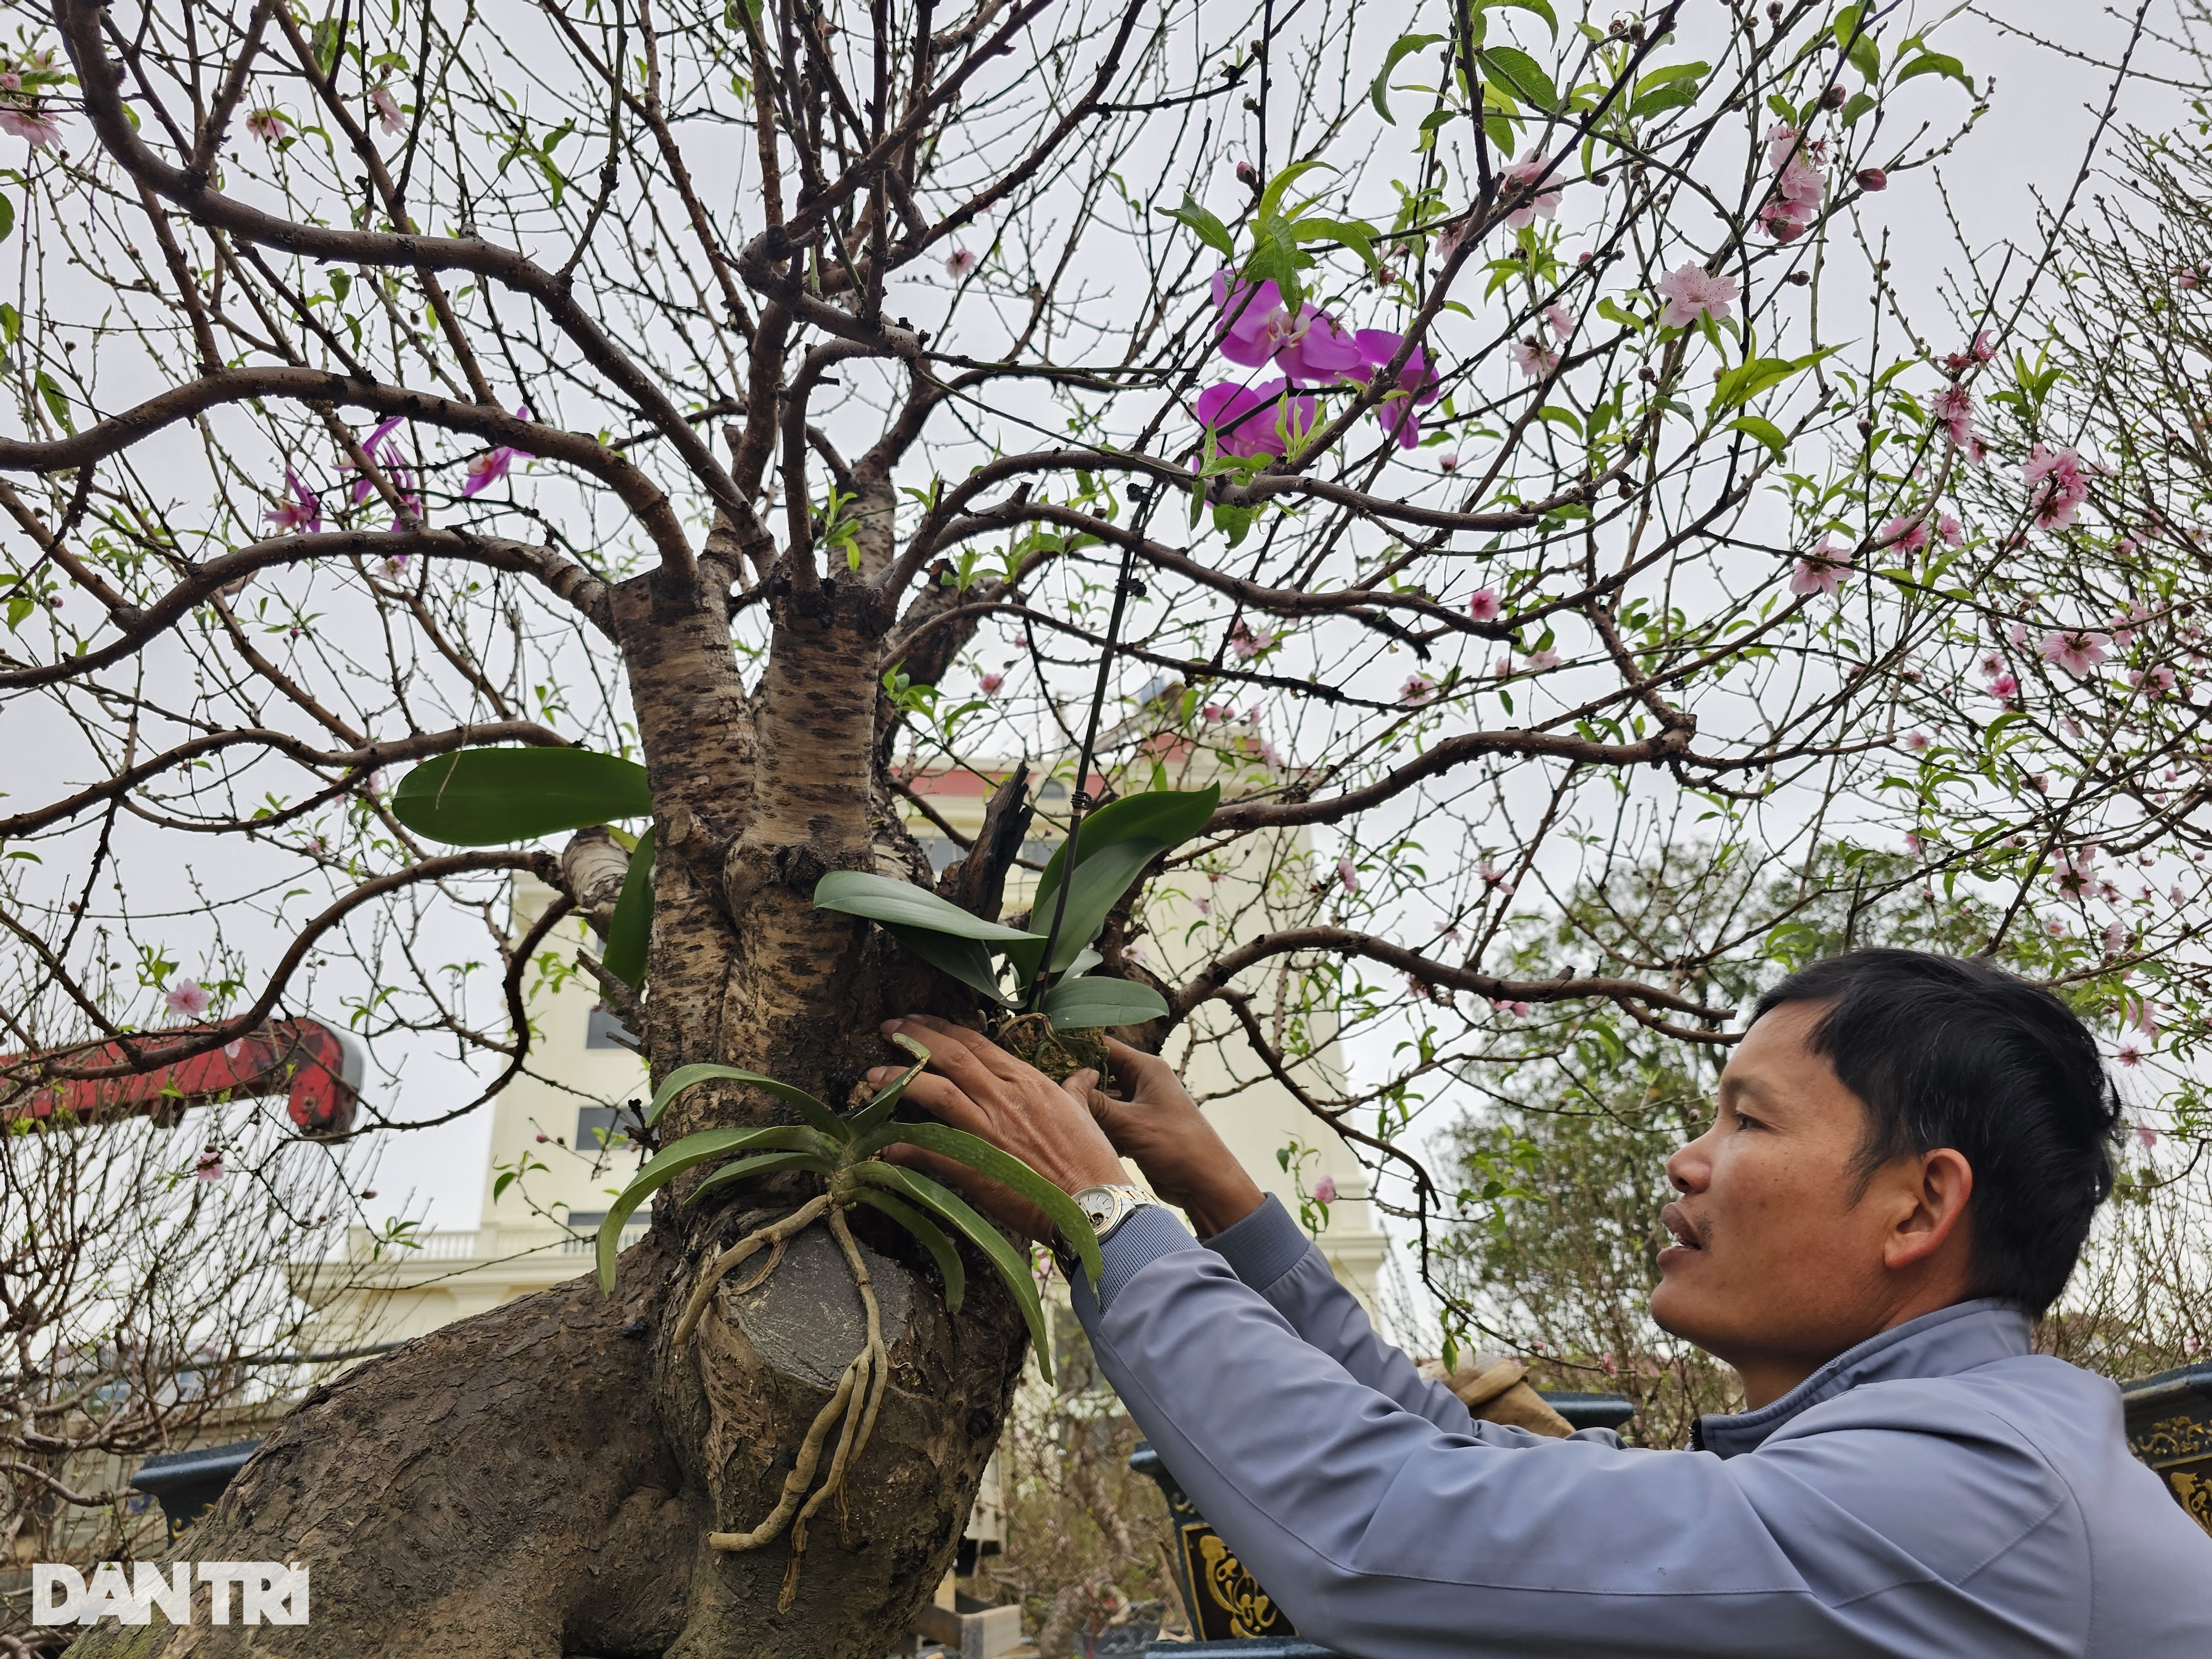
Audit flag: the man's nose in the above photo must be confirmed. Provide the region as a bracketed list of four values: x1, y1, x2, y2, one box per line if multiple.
[1665, 1128, 1713, 1195]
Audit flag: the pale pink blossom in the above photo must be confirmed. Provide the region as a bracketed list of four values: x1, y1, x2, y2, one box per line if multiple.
[1438, 452, 1460, 473]
[979, 672, 1004, 695]
[1986, 672, 2020, 702]
[2053, 846, 2098, 900]
[1467, 587, 1502, 623]
[1543, 303, 1575, 338]
[945, 247, 979, 280]
[2105, 921, 2130, 956]
[1937, 513, 1964, 546]
[1311, 1174, 1337, 1204]
[1492, 653, 1513, 677]
[1199, 702, 1230, 723]
[1876, 514, 1931, 555]
[0, 101, 62, 147]
[245, 107, 293, 143]
[194, 1148, 226, 1181]
[377, 552, 411, 580]
[1401, 674, 1439, 706]
[1500, 151, 1564, 227]
[1654, 264, 1740, 329]
[371, 82, 405, 135]
[1335, 857, 1360, 894]
[2008, 620, 2029, 649]
[1228, 620, 1277, 659]
[1524, 647, 1560, 671]
[1905, 731, 1931, 752]
[2118, 1046, 2147, 1071]
[1979, 651, 2006, 678]
[264, 468, 322, 535]
[1931, 383, 1975, 448]
[1479, 860, 1514, 895]
[2038, 628, 2110, 676]
[165, 979, 212, 1018]
[1788, 538, 1852, 597]
[2023, 444, 2091, 531]
[1509, 338, 1559, 378]
[2133, 665, 2178, 696]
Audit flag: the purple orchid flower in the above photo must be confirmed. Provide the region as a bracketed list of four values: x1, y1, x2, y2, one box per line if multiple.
[1347, 330, 1443, 448]
[1210, 271, 1366, 385]
[1193, 378, 1319, 462]
[264, 468, 322, 534]
[462, 405, 535, 498]
[349, 415, 406, 505]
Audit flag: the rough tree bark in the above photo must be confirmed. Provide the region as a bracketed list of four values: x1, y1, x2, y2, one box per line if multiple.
[67, 571, 1030, 1657]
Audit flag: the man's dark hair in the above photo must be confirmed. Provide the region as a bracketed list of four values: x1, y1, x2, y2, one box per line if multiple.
[1752, 948, 2124, 1317]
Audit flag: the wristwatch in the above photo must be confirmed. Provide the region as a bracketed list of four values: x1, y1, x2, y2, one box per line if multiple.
[1057, 1183, 1161, 1269]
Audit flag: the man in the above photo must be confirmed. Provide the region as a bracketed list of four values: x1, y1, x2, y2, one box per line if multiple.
[874, 949, 2212, 1655]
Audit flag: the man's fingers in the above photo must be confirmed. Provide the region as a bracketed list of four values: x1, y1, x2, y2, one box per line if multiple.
[881, 1015, 1021, 1103]
[877, 1071, 994, 1134]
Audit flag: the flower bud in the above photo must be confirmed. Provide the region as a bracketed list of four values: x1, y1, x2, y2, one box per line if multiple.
[1855, 167, 1888, 191]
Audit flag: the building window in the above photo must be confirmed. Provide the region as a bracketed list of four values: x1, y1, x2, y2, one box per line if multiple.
[574, 1108, 634, 1158]
[586, 1009, 638, 1050]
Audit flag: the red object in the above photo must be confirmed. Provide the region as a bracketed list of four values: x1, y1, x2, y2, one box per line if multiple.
[3, 1019, 364, 1139]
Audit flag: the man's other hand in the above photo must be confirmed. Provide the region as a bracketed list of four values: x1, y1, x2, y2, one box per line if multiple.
[1066, 1036, 1264, 1237]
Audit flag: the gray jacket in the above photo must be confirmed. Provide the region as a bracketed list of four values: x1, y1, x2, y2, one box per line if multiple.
[1070, 1197, 2212, 1657]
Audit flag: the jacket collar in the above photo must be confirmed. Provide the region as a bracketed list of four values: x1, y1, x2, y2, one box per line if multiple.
[1693, 1297, 2033, 1459]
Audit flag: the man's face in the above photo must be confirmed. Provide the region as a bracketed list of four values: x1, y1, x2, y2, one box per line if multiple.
[1648, 1000, 1906, 1401]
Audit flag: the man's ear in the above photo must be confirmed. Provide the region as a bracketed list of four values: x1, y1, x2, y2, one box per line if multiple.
[1882, 1146, 1974, 1272]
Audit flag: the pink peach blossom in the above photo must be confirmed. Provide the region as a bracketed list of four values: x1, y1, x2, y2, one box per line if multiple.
[1499, 151, 1564, 227]
[1467, 588, 1501, 623]
[1788, 538, 1852, 596]
[1655, 264, 1739, 329]
[2038, 629, 2110, 676]
[165, 979, 212, 1017]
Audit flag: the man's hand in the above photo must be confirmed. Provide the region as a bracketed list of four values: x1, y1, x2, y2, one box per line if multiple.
[869, 1015, 1127, 1241]
[1067, 1036, 1264, 1237]
[868, 1017, 1265, 1242]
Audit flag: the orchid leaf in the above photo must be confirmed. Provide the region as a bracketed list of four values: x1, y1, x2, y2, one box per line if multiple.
[813, 869, 1041, 942]
[848, 1185, 967, 1313]
[603, 828, 655, 989]
[849, 1035, 932, 1138]
[855, 1120, 1102, 1287]
[1040, 974, 1170, 1031]
[596, 1125, 828, 1290]
[849, 1161, 1056, 1383]
[641, 1062, 848, 1141]
[685, 1150, 834, 1204]
[392, 747, 650, 845]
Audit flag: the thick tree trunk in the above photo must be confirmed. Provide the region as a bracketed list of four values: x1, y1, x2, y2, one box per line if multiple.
[68, 571, 1032, 1655]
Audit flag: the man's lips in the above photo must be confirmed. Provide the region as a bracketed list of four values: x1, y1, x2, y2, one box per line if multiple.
[1659, 1202, 1704, 1256]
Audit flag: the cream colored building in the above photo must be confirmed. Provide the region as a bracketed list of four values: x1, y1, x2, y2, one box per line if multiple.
[292, 748, 1387, 1348]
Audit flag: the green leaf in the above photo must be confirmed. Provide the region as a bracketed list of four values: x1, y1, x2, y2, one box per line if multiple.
[1629, 61, 1708, 119]
[640, 1062, 851, 1142]
[1478, 46, 1557, 112]
[1833, 9, 1881, 80]
[685, 1150, 833, 1205]
[854, 1120, 1102, 1286]
[1013, 836, 1166, 983]
[886, 922, 1013, 1004]
[1028, 785, 1219, 918]
[848, 1034, 932, 1138]
[604, 828, 655, 990]
[812, 869, 1040, 943]
[1478, 0, 1558, 38]
[848, 1186, 967, 1313]
[1161, 193, 1234, 259]
[35, 371, 71, 435]
[391, 747, 650, 845]
[1291, 215, 1381, 273]
[1729, 415, 1788, 460]
[1370, 33, 1446, 124]
[596, 1125, 828, 1290]
[1840, 90, 1878, 125]
[1255, 159, 1334, 221]
[0, 195, 15, 245]
[848, 1161, 1056, 1383]
[1040, 973, 1170, 1031]
[1895, 51, 1971, 91]
[310, 17, 344, 77]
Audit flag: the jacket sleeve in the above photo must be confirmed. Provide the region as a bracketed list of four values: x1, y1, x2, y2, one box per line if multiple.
[1072, 1215, 2084, 1659]
[1201, 1196, 1478, 1437]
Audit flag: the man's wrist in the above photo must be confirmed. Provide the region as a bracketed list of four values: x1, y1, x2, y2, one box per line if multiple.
[1181, 1171, 1267, 1239]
